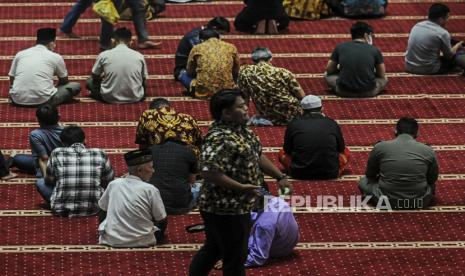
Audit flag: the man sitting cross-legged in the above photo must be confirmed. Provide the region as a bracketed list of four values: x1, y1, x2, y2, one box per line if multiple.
[325, 21, 387, 98]
[234, 0, 289, 35]
[359, 117, 439, 210]
[40, 126, 114, 216]
[279, 95, 350, 180]
[238, 47, 305, 125]
[405, 3, 465, 75]
[87, 27, 148, 104]
[98, 149, 168, 247]
[9, 28, 80, 107]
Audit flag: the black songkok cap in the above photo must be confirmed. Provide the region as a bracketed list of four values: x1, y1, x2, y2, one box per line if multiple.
[124, 149, 152, 166]
[37, 28, 56, 43]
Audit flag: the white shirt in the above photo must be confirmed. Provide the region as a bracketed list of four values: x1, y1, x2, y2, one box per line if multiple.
[9, 44, 68, 105]
[92, 44, 148, 103]
[98, 175, 166, 247]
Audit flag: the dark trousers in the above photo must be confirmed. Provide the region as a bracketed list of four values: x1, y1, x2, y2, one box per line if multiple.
[234, 4, 289, 32]
[0, 150, 10, 177]
[189, 211, 252, 276]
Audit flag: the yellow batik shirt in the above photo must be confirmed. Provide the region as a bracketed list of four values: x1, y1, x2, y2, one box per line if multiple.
[187, 38, 240, 98]
[238, 62, 303, 125]
[135, 106, 203, 156]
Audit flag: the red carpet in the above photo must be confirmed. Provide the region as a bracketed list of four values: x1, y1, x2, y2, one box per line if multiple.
[1, 0, 465, 274]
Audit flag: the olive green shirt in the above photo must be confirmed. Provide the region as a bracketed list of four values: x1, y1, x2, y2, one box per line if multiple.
[365, 134, 439, 199]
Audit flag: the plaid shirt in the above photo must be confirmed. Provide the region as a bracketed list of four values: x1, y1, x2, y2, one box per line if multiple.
[46, 143, 114, 217]
[199, 121, 265, 215]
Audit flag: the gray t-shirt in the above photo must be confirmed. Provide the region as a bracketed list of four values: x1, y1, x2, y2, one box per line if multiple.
[30, 125, 63, 177]
[331, 41, 384, 92]
[92, 44, 148, 103]
[405, 20, 454, 74]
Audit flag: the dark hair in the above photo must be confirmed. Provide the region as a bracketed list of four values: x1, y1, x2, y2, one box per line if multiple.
[350, 21, 373, 39]
[210, 89, 244, 121]
[149, 98, 171, 109]
[396, 117, 419, 136]
[60, 125, 85, 146]
[199, 28, 220, 41]
[207, 17, 230, 33]
[36, 104, 59, 126]
[251, 47, 272, 63]
[113, 27, 132, 43]
[428, 3, 450, 21]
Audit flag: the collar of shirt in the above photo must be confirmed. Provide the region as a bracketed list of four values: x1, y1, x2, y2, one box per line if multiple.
[214, 120, 248, 132]
[70, 143, 86, 153]
[35, 44, 50, 51]
[396, 133, 415, 141]
[125, 174, 143, 182]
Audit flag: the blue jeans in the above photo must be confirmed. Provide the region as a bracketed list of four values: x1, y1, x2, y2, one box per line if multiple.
[60, 0, 93, 33]
[100, 0, 149, 48]
[178, 69, 194, 90]
[12, 154, 36, 175]
[189, 182, 201, 209]
[36, 178, 55, 203]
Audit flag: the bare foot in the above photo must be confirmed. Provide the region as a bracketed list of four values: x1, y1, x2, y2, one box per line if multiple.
[267, 20, 279, 35]
[255, 20, 266, 35]
[214, 260, 223, 270]
[1, 172, 17, 181]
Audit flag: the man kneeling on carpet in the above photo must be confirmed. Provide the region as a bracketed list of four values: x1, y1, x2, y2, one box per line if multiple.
[359, 117, 439, 209]
[279, 95, 350, 179]
[40, 126, 114, 216]
[98, 149, 168, 247]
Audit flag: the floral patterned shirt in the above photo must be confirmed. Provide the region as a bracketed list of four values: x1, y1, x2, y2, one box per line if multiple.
[187, 38, 240, 98]
[199, 121, 265, 215]
[238, 62, 303, 125]
[135, 107, 202, 156]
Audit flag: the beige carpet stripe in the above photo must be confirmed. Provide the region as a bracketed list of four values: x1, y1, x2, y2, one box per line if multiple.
[1, 241, 465, 253]
[0, 0, 463, 7]
[2, 206, 465, 217]
[3, 174, 465, 185]
[2, 145, 465, 155]
[0, 52, 408, 60]
[1, 33, 464, 41]
[1, 15, 465, 24]
[1, 118, 465, 128]
[0, 72, 462, 81]
[1, 94, 465, 105]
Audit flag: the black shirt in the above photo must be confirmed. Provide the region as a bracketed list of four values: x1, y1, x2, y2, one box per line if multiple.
[331, 40, 384, 92]
[174, 27, 202, 77]
[284, 113, 345, 179]
[149, 140, 198, 215]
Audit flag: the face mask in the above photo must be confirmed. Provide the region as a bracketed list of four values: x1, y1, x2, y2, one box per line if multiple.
[367, 34, 373, 45]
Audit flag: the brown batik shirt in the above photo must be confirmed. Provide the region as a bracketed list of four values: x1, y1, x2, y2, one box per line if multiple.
[199, 121, 265, 215]
[238, 61, 303, 125]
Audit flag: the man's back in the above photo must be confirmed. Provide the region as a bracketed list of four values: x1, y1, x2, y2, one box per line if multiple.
[48, 143, 114, 216]
[9, 45, 67, 105]
[135, 106, 202, 155]
[150, 141, 198, 215]
[284, 113, 345, 179]
[92, 44, 148, 103]
[30, 125, 63, 176]
[99, 176, 166, 247]
[368, 134, 438, 199]
[405, 20, 453, 74]
[331, 41, 383, 91]
[187, 38, 239, 98]
[174, 27, 202, 75]
[238, 62, 302, 124]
